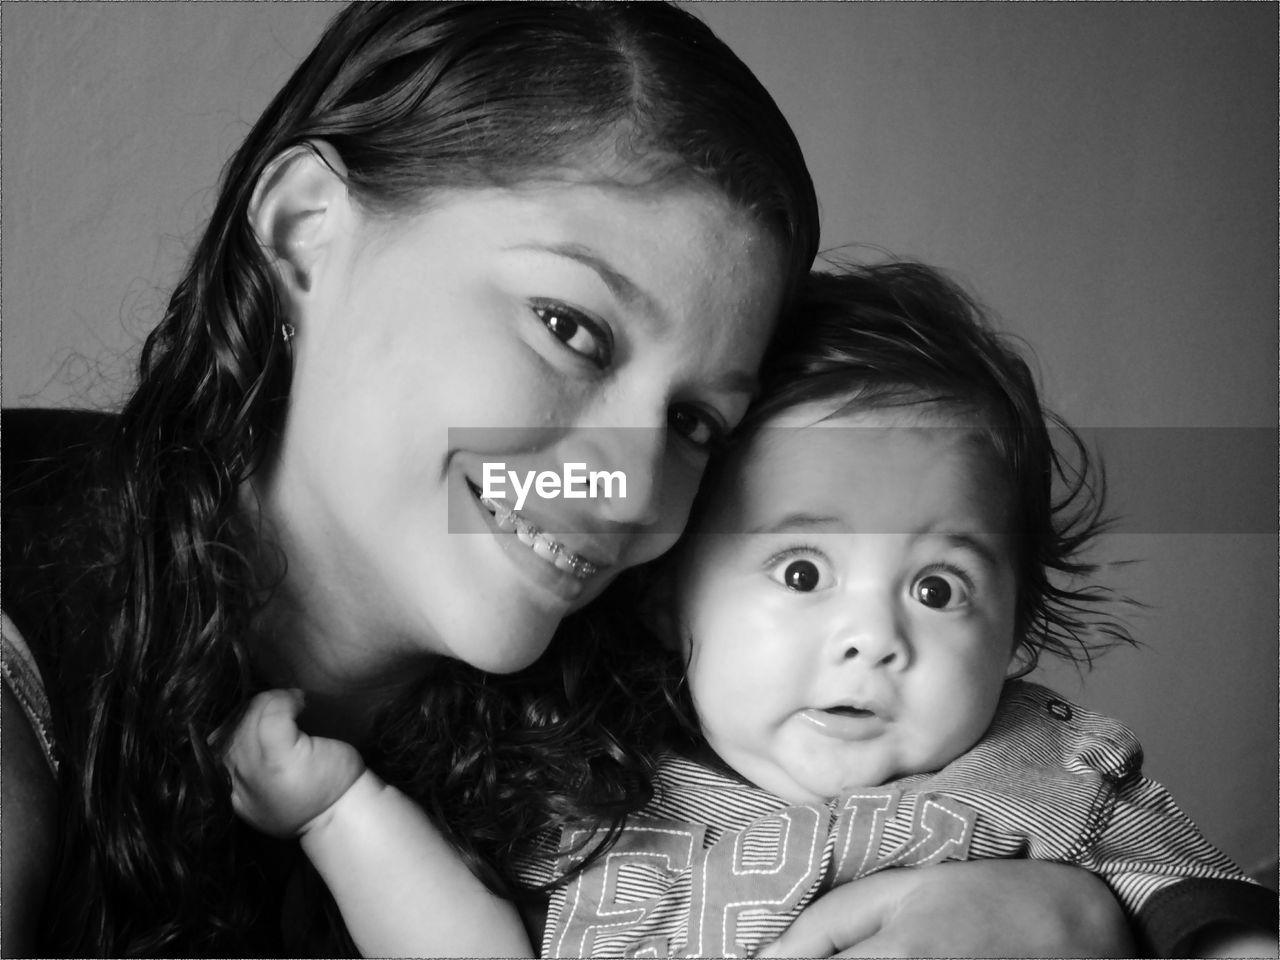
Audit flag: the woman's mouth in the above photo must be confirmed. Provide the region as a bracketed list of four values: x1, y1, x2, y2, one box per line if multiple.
[470, 484, 600, 580]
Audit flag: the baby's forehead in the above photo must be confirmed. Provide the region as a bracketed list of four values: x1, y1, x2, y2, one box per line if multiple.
[743, 411, 1000, 483]
[728, 396, 1003, 485]
[747, 396, 1008, 469]
[761, 397, 984, 431]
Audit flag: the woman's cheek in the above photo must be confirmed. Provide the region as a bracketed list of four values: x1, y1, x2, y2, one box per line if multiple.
[664, 454, 712, 529]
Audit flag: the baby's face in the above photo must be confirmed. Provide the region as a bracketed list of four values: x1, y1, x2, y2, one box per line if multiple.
[674, 402, 1019, 803]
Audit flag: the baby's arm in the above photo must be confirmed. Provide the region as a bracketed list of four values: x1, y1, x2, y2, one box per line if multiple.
[1079, 771, 1276, 958]
[225, 690, 534, 958]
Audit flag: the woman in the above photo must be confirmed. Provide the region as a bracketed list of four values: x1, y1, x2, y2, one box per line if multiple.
[2, 3, 1131, 955]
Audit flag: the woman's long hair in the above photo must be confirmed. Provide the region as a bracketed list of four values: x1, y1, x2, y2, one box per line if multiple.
[39, 3, 817, 953]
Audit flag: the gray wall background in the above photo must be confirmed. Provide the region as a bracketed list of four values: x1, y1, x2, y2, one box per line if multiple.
[3, 3, 1275, 881]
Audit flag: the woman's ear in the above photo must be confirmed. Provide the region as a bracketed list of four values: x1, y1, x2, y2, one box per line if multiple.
[247, 140, 350, 302]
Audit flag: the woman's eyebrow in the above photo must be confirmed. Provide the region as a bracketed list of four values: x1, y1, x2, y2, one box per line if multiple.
[713, 367, 759, 397]
[507, 240, 757, 397]
[508, 241, 661, 320]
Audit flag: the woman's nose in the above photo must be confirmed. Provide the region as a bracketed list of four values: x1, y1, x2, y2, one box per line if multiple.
[557, 422, 667, 528]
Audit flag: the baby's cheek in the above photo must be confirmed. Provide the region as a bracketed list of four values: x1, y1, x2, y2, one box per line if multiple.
[685, 665, 724, 732]
[686, 665, 746, 751]
[914, 690, 991, 771]
[951, 688, 1004, 758]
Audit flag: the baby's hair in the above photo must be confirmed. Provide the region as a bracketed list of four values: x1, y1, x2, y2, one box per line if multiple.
[715, 261, 1135, 671]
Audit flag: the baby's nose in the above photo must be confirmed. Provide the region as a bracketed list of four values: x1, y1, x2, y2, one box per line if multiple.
[830, 610, 910, 669]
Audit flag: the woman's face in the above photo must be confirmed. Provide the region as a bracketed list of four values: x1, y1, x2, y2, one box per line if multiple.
[264, 178, 785, 674]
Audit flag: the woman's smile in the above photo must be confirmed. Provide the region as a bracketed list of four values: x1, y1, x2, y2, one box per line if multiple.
[483, 494, 601, 578]
[269, 179, 783, 674]
[471, 480, 604, 580]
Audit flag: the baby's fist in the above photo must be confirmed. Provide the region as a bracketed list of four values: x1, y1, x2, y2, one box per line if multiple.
[225, 689, 366, 837]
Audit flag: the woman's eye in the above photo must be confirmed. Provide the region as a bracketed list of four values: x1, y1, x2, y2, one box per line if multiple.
[669, 406, 725, 451]
[911, 572, 970, 610]
[533, 302, 611, 367]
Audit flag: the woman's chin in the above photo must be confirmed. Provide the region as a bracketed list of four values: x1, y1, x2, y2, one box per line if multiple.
[454, 625, 556, 676]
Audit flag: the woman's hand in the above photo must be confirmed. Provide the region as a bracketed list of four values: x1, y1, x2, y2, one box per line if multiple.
[758, 861, 1135, 958]
[225, 689, 366, 838]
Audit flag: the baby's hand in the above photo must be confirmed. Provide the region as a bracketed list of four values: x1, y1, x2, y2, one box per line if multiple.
[225, 689, 366, 838]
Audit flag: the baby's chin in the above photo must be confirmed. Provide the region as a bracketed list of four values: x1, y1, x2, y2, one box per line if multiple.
[720, 738, 963, 804]
[757, 762, 896, 805]
[766, 753, 953, 804]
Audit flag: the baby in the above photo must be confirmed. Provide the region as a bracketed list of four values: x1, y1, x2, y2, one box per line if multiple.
[226, 263, 1275, 958]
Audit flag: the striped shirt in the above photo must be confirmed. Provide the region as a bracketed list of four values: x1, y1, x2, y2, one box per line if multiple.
[518, 681, 1268, 957]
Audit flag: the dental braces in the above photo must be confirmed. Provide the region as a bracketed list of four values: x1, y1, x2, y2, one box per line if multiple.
[480, 496, 599, 579]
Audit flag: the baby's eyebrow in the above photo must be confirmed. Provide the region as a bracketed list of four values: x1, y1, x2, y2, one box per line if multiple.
[739, 521, 1008, 569]
[933, 532, 1004, 570]
[747, 513, 844, 536]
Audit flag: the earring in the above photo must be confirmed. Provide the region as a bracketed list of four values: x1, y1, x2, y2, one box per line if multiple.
[281, 322, 296, 344]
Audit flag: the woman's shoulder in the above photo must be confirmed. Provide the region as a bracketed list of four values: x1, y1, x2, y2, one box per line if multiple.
[1, 615, 61, 955]
[1, 407, 115, 513]
[2, 406, 115, 677]
[1, 613, 58, 776]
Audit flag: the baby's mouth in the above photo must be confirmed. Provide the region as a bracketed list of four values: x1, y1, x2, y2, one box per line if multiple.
[823, 705, 876, 719]
[798, 703, 886, 741]
[470, 483, 600, 580]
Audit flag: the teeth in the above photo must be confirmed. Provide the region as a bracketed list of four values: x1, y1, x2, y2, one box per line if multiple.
[488, 498, 516, 528]
[478, 495, 599, 579]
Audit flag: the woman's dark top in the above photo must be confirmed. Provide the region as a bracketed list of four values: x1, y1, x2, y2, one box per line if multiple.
[1, 407, 355, 955]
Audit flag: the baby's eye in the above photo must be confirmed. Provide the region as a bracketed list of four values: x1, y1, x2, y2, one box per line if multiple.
[910, 571, 970, 610]
[784, 560, 821, 592]
[669, 405, 726, 451]
[533, 302, 612, 367]
[766, 554, 830, 593]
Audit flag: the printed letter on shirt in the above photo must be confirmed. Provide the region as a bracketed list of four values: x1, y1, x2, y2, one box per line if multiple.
[676, 806, 827, 958]
[551, 820, 704, 957]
